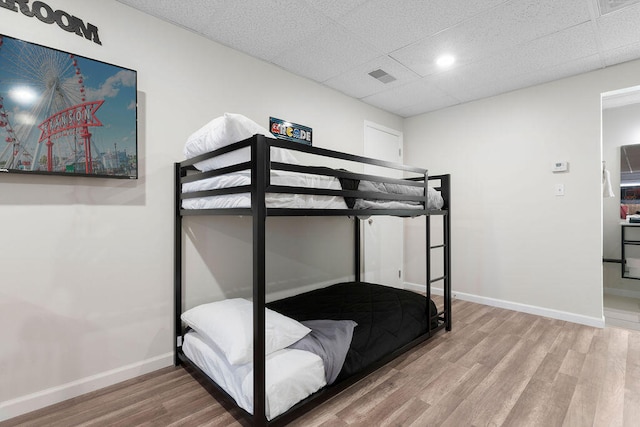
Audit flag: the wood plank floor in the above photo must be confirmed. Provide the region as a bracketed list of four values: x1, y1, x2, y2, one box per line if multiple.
[3, 298, 640, 427]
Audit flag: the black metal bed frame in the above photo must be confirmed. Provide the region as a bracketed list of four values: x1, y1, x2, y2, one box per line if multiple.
[174, 134, 451, 426]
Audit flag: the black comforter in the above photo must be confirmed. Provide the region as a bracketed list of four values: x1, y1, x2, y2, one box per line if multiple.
[267, 281, 437, 381]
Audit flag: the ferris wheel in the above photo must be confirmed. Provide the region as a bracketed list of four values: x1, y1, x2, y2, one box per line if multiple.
[0, 35, 103, 173]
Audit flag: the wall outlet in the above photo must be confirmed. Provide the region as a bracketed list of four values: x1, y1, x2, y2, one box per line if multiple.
[555, 184, 565, 196]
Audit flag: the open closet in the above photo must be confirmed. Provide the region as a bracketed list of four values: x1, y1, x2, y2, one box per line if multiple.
[602, 86, 640, 331]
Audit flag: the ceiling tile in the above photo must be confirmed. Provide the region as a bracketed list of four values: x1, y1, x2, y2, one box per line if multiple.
[116, 0, 229, 32]
[481, 22, 600, 78]
[597, 0, 640, 15]
[427, 61, 513, 103]
[395, 95, 461, 118]
[517, 54, 604, 87]
[324, 56, 420, 99]
[602, 42, 640, 66]
[596, 3, 640, 51]
[430, 22, 598, 99]
[361, 79, 460, 114]
[337, 0, 510, 53]
[270, 23, 380, 82]
[432, 53, 603, 105]
[391, 0, 593, 77]
[197, 0, 334, 62]
[302, 0, 370, 20]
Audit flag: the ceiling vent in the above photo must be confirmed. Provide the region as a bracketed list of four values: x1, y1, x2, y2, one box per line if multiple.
[598, 0, 640, 15]
[368, 69, 397, 84]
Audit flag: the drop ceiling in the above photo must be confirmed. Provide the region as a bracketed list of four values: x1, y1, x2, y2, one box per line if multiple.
[116, 0, 640, 118]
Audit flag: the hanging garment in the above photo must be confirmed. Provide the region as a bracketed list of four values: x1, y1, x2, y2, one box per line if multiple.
[603, 168, 615, 198]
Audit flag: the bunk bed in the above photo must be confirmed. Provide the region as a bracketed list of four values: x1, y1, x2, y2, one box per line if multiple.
[174, 121, 451, 426]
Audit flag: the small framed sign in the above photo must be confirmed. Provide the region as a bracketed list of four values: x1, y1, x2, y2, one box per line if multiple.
[270, 117, 312, 146]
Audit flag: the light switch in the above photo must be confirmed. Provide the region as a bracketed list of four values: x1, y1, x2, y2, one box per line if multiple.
[555, 184, 564, 196]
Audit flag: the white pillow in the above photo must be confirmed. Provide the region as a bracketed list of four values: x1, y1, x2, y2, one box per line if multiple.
[181, 298, 311, 365]
[183, 113, 299, 171]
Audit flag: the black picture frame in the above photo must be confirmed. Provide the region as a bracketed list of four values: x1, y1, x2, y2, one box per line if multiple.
[0, 34, 138, 179]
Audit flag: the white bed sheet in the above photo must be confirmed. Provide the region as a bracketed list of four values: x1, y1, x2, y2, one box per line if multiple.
[182, 330, 326, 421]
[181, 170, 444, 210]
[354, 180, 444, 210]
[181, 170, 348, 210]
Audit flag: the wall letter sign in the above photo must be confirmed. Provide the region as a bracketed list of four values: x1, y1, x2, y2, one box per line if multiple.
[0, 0, 101, 45]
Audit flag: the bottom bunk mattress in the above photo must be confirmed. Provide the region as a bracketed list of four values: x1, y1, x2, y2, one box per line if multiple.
[182, 330, 326, 420]
[267, 281, 438, 381]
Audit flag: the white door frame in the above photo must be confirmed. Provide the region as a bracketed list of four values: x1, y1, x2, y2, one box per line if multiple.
[362, 121, 404, 287]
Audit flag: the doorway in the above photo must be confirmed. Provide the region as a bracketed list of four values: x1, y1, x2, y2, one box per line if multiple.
[362, 121, 404, 288]
[602, 85, 640, 331]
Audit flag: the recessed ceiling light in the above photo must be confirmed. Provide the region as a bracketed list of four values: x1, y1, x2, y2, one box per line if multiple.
[436, 54, 455, 68]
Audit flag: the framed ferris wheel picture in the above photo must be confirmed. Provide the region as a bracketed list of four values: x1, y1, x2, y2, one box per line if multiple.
[0, 34, 137, 179]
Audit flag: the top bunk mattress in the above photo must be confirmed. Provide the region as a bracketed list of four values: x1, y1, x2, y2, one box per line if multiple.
[181, 170, 444, 211]
[180, 113, 445, 212]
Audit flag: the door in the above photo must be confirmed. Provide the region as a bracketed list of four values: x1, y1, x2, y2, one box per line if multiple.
[363, 121, 404, 288]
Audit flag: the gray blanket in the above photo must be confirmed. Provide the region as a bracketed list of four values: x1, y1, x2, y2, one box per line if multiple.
[287, 319, 357, 385]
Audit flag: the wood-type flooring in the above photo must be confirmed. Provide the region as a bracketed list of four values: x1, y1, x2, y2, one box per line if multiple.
[3, 297, 639, 426]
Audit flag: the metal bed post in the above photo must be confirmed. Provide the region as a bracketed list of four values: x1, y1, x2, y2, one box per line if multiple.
[425, 173, 432, 335]
[174, 162, 184, 366]
[444, 211, 451, 330]
[354, 218, 361, 282]
[252, 136, 267, 426]
[443, 175, 452, 331]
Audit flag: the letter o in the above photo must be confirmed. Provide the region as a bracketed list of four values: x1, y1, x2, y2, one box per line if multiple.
[54, 10, 75, 32]
[32, 1, 55, 24]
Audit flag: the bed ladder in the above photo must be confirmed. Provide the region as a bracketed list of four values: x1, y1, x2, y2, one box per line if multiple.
[426, 175, 451, 332]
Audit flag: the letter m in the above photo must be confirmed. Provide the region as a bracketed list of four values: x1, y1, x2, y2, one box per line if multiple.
[71, 16, 101, 45]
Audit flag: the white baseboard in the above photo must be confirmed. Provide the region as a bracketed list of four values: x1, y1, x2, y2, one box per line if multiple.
[404, 282, 443, 296]
[604, 286, 640, 299]
[604, 305, 640, 323]
[605, 316, 640, 331]
[0, 352, 173, 422]
[404, 282, 605, 328]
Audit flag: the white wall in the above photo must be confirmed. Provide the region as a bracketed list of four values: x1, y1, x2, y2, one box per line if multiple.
[404, 59, 640, 326]
[5, 0, 640, 420]
[0, 0, 402, 419]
